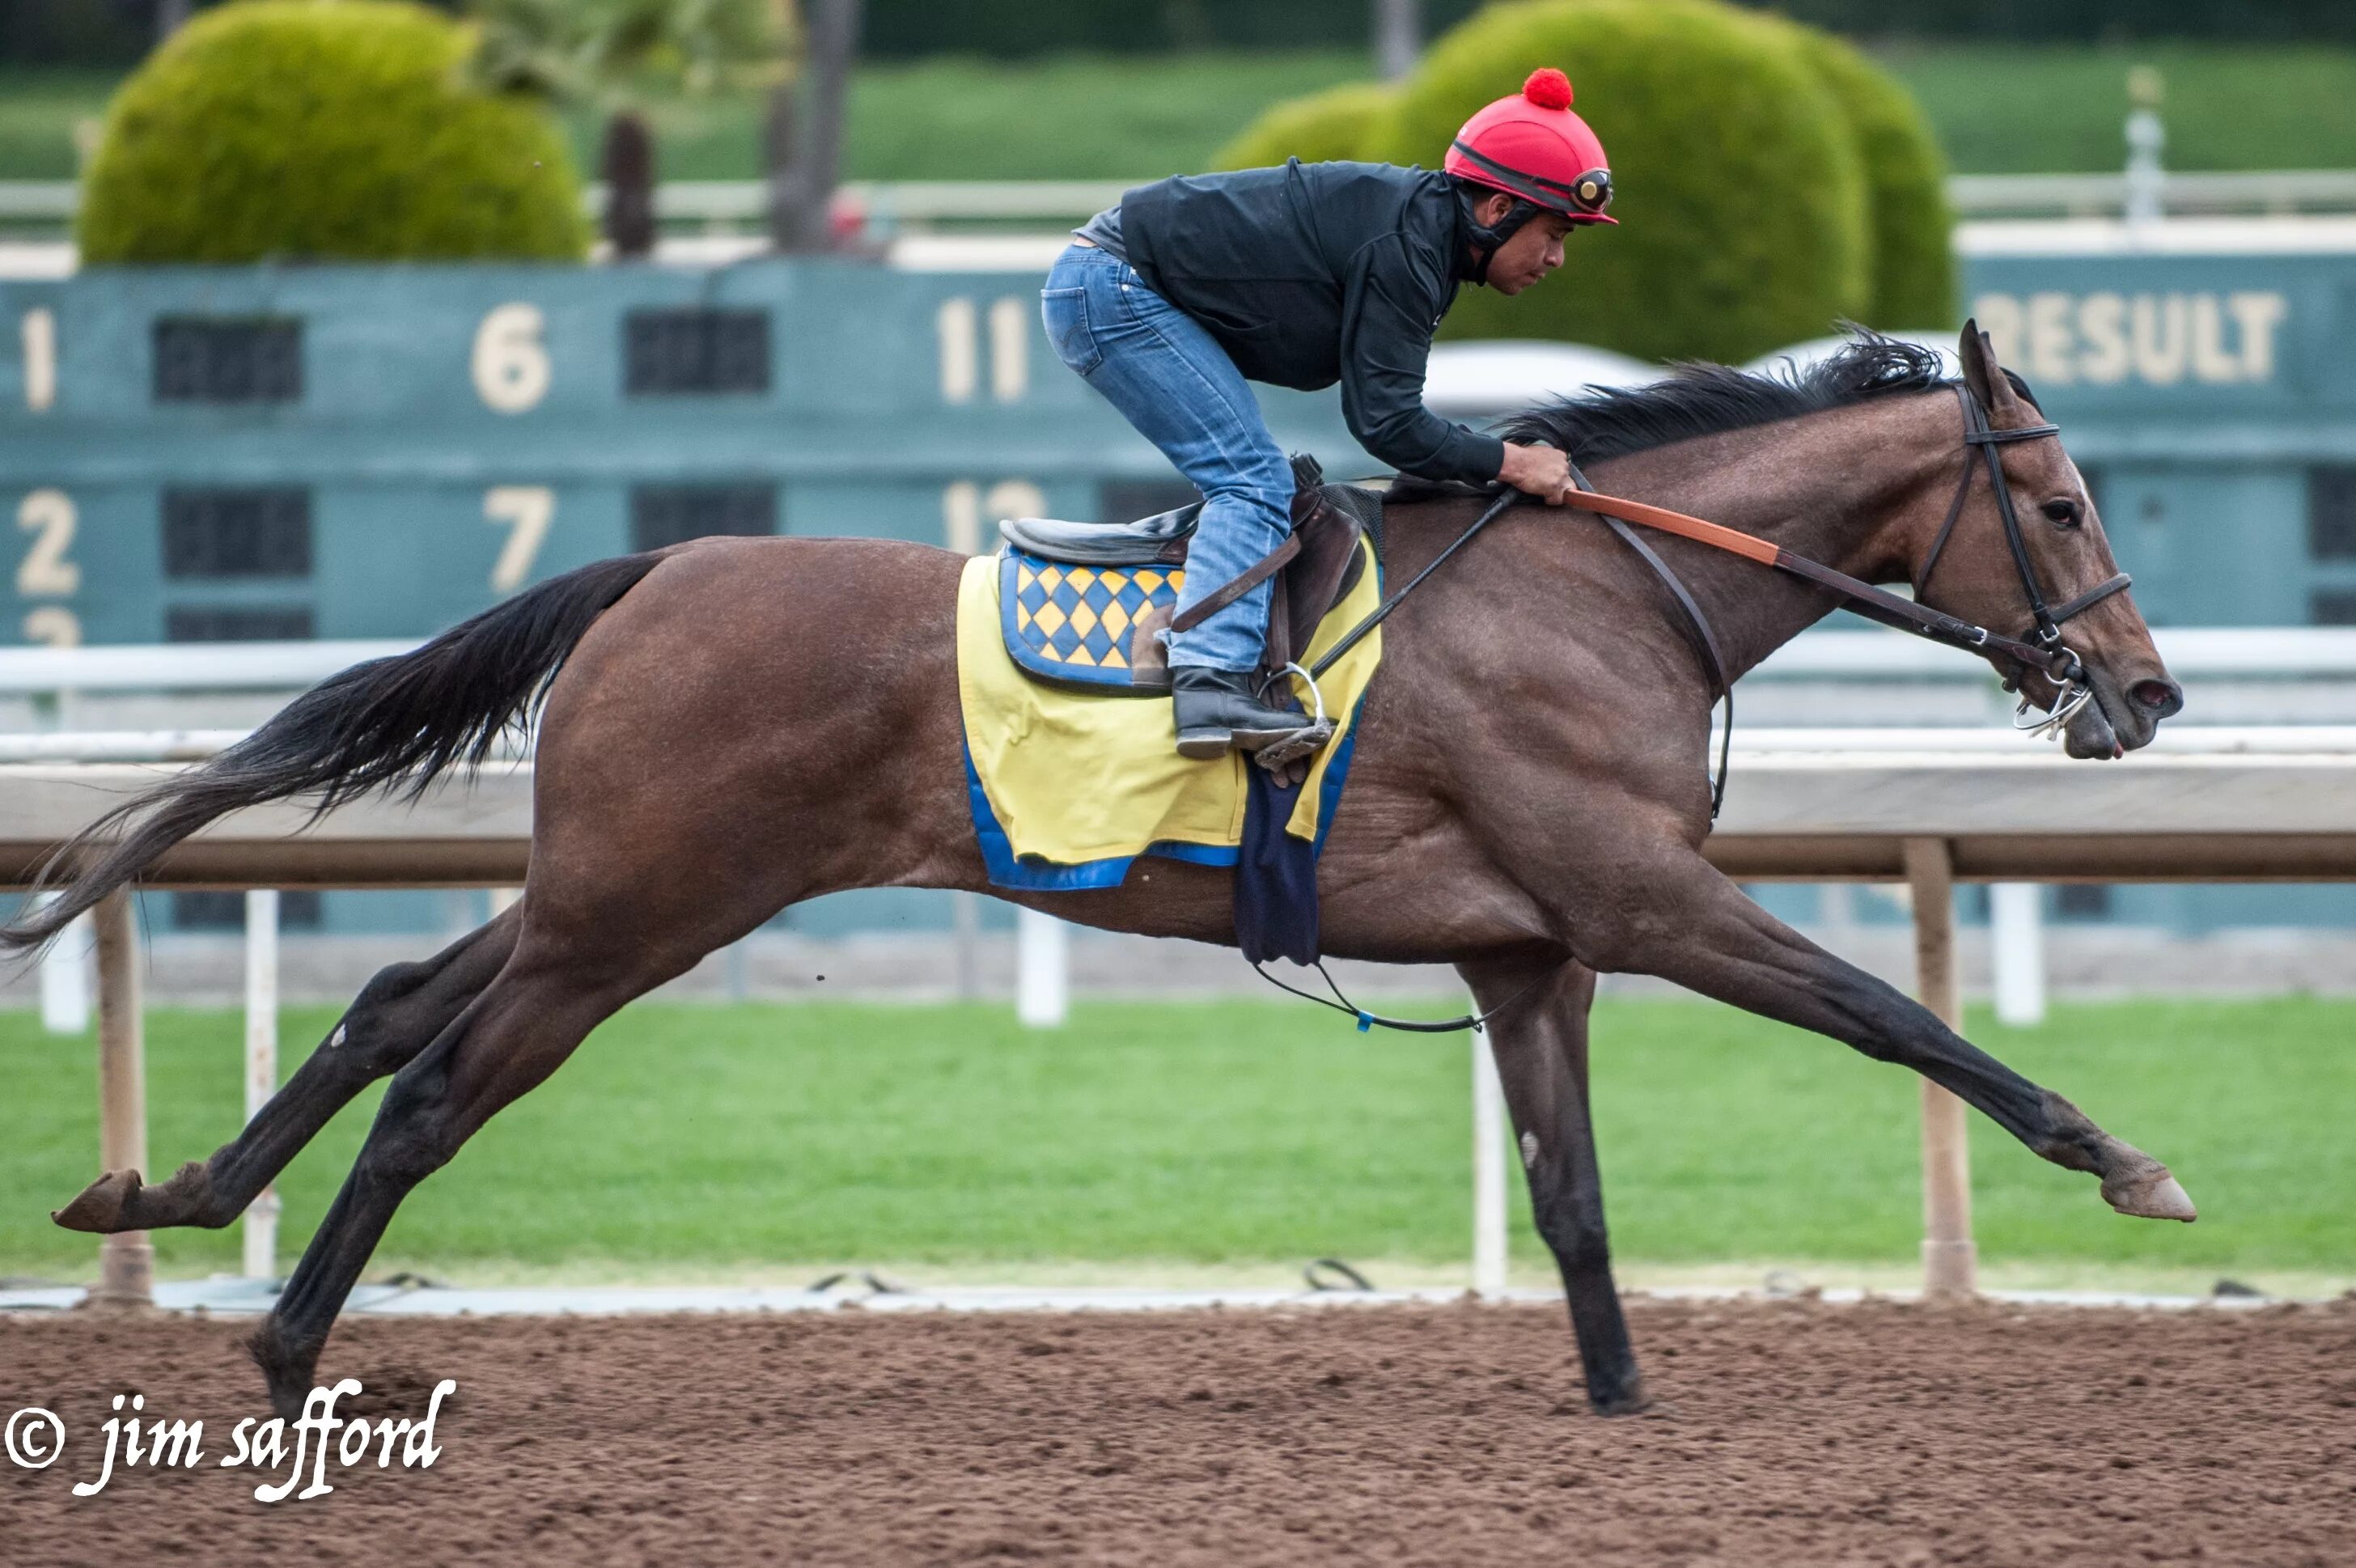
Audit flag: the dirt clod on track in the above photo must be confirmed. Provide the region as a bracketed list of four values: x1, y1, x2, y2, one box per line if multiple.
[5, 1298, 2352, 1566]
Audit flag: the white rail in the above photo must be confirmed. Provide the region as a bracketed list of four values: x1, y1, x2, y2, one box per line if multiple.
[1752, 627, 2356, 680]
[1947, 167, 2356, 218]
[5, 627, 2349, 705]
[10, 172, 2356, 242]
[0, 639, 413, 693]
[0, 730, 250, 762]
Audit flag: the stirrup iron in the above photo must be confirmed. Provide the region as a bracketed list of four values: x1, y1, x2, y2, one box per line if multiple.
[1252, 662, 1333, 772]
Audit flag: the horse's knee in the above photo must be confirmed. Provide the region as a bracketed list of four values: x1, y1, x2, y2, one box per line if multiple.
[1533, 1198, 1611, 1272]
[354, 1100, 459, 1191]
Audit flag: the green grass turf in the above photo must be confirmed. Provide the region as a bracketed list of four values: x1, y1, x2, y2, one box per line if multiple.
[0, 68, 117, 182]
[1875, 43, 2356, 174]
[5, 45, 2354, 186]
[1, 996, 2346, 1282]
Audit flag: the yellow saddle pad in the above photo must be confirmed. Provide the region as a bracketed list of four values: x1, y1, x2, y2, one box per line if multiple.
[956, 537, 1384, 890]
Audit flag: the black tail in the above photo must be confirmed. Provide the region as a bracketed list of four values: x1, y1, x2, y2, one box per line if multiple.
[1, 553, 664, 953]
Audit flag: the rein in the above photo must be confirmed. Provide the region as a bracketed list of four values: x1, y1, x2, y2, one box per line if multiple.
[1263, 379, 2129, 1036]
[1549, 385, 2128, 697]
[1318, 379, 2126, 759]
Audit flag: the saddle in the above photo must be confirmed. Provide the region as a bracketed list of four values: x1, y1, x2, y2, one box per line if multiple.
[998, 455, 1382, 696]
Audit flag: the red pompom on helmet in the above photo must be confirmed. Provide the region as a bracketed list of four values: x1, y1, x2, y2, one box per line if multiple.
[1521, 67, 1574, 111]
[1443, 67, 1616, 225]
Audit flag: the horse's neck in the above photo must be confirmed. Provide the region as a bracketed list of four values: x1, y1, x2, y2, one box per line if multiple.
[1582, 392, 1957, 680]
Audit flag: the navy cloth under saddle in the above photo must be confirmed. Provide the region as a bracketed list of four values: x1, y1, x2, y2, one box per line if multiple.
[988, 466, 1384, 965]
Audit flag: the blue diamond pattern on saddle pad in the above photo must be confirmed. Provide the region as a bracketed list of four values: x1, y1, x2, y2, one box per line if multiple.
[998, 548, 1186, 690]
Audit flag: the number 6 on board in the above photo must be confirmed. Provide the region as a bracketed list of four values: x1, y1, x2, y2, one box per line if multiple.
[472, 303, 550, 413]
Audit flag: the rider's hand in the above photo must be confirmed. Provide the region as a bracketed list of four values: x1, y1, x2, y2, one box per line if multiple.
[1498, 442, 1578, 506]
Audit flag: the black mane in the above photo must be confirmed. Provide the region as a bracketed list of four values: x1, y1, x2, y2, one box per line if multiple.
[1388, 332, 1958, 499]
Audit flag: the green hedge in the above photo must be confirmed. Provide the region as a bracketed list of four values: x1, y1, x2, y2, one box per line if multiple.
[1210, 81, 1395, 172]
[1371, 0, 1870, 365]
[1786, 23, 1956, 327]
[78, 0, 587, 265]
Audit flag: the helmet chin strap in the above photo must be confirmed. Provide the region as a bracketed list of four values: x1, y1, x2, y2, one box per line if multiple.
[1457, 185, 1543, 284]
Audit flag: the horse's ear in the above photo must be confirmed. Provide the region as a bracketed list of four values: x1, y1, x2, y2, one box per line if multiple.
[1957, 318, 1998, 406]
[1956, 319, 2028, 417]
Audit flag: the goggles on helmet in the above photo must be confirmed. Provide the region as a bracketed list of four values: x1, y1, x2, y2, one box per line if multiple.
[1448, 140, 1614, 221]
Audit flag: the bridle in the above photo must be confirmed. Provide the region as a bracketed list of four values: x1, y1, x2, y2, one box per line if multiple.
[1917, 382, 2132, 732]
[1308, 378, 2135, 807]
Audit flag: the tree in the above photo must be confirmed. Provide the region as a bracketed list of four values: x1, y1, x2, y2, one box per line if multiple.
[80, 0, 587, 264]
[465, 0, 796, 256]
[763, 0, 857, 252]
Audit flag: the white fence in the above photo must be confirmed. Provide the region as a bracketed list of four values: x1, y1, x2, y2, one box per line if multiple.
[11, 625, 2352, 694]
[11, 171, 2356, 244]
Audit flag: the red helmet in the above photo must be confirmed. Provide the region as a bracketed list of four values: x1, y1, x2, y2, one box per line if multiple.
[1444, 69, 1617, 226]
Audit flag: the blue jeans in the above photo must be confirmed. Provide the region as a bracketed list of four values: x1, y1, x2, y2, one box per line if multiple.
[1040, 243, 1293, 673]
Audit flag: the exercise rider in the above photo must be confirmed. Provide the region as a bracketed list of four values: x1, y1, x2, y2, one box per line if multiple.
[1041, 68, 1615, 758]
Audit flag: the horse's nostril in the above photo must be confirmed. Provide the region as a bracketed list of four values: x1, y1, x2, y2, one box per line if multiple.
[2129, 677, 2183, 719]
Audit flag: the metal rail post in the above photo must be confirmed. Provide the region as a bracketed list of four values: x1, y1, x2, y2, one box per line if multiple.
[38, 896, 91, 1034]
[1471, 1027, 1509, 1297]
[1904, 837, 1977, 1298]
[952, 890, 981, 1001]
[1015, 907, 1067, 1028]
[1989, 882, 2048, 1026]
[242, 890, 281, 1280]
[90, 889, 152, 1308]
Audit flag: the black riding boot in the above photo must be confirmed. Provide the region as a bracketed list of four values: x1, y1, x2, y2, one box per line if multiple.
[1172, 666, 1306, 760]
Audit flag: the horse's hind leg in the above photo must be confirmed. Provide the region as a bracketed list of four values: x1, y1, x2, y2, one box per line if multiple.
[51, 905, 521, 1236]
[1462, 952, 1650, 1416]
[246, 934, 644, 1415]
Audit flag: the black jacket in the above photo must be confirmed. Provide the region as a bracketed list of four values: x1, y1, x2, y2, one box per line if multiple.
[1120, 160, 1506, 485]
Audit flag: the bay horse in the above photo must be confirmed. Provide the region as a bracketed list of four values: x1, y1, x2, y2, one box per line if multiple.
[7, 327, 2194, 1418]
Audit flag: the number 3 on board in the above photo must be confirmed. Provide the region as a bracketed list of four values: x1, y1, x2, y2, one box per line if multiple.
[485, 486, 555, 592]
[473, 303, 550, 413]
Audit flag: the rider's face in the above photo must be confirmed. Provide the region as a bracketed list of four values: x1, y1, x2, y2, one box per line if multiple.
[1484, 210, 1578, 295]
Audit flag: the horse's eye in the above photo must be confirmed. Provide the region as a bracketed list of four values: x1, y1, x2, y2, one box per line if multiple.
[2042, 498, 2081, 528]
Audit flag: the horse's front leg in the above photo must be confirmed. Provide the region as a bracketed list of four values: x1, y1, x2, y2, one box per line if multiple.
[1570, 842, 2194, 1222]
[1460, 952, 1650, 1416]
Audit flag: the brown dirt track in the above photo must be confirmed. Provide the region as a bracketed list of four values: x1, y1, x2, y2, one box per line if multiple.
[4, 1297, 2352, 1566]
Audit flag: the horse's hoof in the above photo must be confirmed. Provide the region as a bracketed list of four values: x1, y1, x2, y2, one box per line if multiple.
[2104, 1168, 2197, 1223]
[52, 1169, 142, 1233]
[1590, 1379, 1662, 1418]
[248, 1321, 320, 1419]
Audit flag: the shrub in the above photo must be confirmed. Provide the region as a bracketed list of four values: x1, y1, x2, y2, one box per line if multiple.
[1367, 0, 1871, 365]
[1782, 24, 1956, 328]
[1210, 80, 1393, 171]
[78, 0, 589, 265]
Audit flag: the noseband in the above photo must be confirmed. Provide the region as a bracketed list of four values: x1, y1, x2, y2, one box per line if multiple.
[1916, 384, 2131, 728]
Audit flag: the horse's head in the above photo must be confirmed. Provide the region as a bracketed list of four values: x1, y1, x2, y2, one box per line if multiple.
[1909, 322, 2183, 758]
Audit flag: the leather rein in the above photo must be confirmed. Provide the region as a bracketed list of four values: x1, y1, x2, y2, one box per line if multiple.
[1311, 381, 2133, 820]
